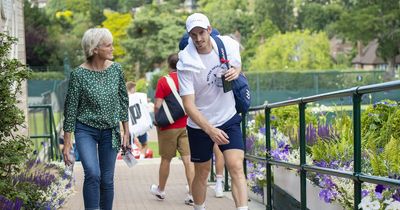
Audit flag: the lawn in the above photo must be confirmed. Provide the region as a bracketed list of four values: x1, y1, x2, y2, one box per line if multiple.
[147, 141, 160, 158]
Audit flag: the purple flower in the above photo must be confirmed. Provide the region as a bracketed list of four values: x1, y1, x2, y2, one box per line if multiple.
[0, 195, 23, 210]
[375, 192, 383, 200]
[319, 189, 336, 203]
[361, 190, 369, 198]
[375, 184, 387, 193]
[259, 127, 266, 135]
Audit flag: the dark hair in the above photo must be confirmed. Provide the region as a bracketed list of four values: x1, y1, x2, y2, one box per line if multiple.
[167, 53, 179, 71]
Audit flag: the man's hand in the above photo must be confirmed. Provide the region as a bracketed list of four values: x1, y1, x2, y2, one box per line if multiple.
[207, 127, 230, 145]
[223, 66, 241, 81]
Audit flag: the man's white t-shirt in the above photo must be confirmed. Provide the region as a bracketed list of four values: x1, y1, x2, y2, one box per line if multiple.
[178, 50, 237, 129]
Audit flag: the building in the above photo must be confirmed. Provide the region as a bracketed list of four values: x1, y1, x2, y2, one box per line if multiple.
[352, 39, 400, 71]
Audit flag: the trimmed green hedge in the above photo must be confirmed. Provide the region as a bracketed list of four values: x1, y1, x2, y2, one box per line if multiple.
[30, 71, 65, 80]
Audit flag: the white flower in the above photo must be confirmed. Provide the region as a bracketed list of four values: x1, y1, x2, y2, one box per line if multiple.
[384, 199, 400, 210]
[358, 196, 380, 210]
[256, 174, 265, 181]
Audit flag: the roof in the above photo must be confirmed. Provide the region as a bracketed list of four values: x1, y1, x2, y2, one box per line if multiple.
[352, 39, 400, 65]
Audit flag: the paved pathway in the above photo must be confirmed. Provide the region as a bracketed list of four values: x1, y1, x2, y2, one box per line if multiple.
[62, 158, 265, 210]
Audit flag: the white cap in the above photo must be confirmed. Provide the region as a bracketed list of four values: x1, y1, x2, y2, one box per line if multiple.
[186, 13, 210, 32]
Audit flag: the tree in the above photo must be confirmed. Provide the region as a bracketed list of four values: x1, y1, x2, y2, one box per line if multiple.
[123, 4, 185, 79]
[24, 0, 55, 67]
[250, 30, 333, 71]
[102, 10, 133, 61]
[242, 19, 279, 69]
[198, 0, 252, 36]
[297, 2, 343, 33]
[255, 0, 296, 33]
[333, 0, 400, 74]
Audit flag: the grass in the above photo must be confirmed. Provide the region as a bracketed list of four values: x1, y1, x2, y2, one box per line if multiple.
[147, 141, 160, 158]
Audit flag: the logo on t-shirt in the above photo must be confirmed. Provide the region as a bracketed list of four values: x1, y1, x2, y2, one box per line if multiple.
[206, 64, 225, 87]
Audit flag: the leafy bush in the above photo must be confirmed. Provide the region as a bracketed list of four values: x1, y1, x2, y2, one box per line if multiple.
[0, 33, 72, 209]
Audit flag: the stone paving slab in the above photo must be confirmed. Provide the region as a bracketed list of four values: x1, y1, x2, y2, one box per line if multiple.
[62, 158, 264, 210]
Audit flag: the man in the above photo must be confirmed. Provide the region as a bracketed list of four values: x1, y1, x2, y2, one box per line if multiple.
[177, 13, 248, 210]
[150, 53, 195, 206]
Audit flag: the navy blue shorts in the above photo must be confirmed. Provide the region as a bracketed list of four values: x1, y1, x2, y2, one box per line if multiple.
[138, 133, 148, 145]
[187, 114, 244, 162]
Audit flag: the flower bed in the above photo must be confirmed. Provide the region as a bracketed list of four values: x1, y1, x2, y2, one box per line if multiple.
[246, 101, 400, 209]
[0, 159, 74, 210]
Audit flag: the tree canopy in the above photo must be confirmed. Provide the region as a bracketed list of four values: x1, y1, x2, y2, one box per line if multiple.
[123, 3, 185, 79]
[250, 30, 333, 71]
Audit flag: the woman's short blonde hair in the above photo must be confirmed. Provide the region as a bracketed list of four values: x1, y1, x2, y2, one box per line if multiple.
[81, 28, 113, 60]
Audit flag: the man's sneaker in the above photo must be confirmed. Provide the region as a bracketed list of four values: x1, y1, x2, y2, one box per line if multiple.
[150, 184, 166, 200]
[184, 194, 194, 206]
[214, 182, 224, 198]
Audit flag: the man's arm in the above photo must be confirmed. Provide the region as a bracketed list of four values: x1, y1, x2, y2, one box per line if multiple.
[181, 94, 230, 145]
[153, 98, 163, 116]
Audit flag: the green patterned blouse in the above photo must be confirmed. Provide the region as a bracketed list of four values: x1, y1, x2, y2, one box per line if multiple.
[63, 62, 129, 150]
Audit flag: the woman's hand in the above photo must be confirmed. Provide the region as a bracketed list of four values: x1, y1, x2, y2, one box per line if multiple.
[121, 121, 131, 152]
[122, 132, 131, 148]
[63, 132, 74, 166]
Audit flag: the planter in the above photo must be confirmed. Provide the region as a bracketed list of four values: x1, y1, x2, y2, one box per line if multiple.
[273, 166, 343, 210]
[248, 188, 263, 204]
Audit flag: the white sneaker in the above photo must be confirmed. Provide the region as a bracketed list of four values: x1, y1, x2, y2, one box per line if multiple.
[184, 194, 194, 206]
[150, 184, 165, 200]
[214, 182, 224, 198]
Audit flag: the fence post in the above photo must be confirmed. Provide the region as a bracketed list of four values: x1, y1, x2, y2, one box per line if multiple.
[265, 107, 272, 210]
[353, 93, 362, 209]
[299, 103, 307, 210]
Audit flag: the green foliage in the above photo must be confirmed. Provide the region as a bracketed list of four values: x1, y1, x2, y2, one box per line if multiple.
[333, 0, 400, 72]
[255, 0, 296, 33]
[369, 136, 400, 176]
[361, 100, 399, 149]
[45, 11, 92, 67]
[0, 33, 33, 186]
[245, 70, 385, 93]
[198, 0, 253, 39]
[242, 19, 279, 69]
[123, 3, 185, 77]
[135, 78, 148, 93]
[0, 33, 31, 138]
[381, 136, 400, 174]
[24, 0, 56, 66]
[310, 137, 353, 163]
[102, 10, 133, 61]
[271, 105, 317, 147]
[297, 3, 343, 32]
[30, 71, 65, 80]
[310, 112, 353, 163]
[250, 30, 333, 71]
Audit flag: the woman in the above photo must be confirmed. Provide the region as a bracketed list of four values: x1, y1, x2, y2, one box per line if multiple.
[62, 28, 129, 210]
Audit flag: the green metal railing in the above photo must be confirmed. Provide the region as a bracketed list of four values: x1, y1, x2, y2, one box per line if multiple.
[29, 105, 62, 161]
[243, 80, 400, 210]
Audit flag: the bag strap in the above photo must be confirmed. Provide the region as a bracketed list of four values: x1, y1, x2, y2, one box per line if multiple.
[212, 35, 230, 69]
[160, 74, 185, 125]
[164, 74, 184, 109]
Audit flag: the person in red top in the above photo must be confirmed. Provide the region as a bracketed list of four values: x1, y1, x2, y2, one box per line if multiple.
[150, 53, 195, 206]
